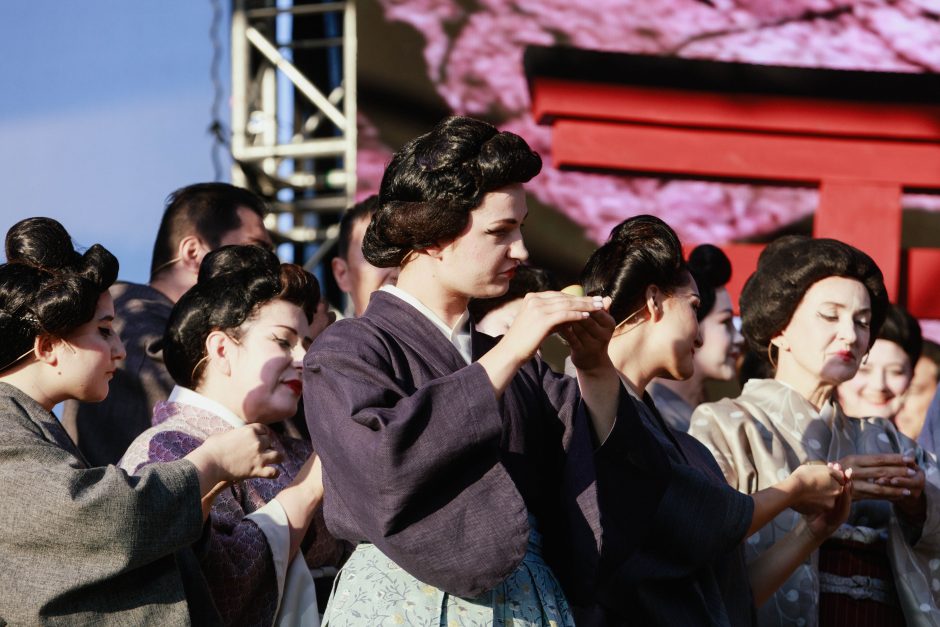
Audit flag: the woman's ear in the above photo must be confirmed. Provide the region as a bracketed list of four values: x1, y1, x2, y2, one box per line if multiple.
[34, 334, 57, 366]
[204, 331, 234, 377]
[423, 242, 445, 260]
[646, 285, 664, 322]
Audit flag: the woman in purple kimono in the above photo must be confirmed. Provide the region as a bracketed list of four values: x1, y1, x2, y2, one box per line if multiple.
[579, 215, 854, 626]
[303, 116, 669, 625]
[0, 218, 280, 625]
[121, 245, 340, 626]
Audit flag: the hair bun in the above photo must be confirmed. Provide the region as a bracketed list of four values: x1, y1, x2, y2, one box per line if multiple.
[78, 244, 119, 291]
[5, 217, 82, 271]
[688, 244, 731, 288]
[198, 245, 280, 283]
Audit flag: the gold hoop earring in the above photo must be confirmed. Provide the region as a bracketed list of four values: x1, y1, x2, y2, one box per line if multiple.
[190, 355, 210, 386]
[767, 343, 778, 370]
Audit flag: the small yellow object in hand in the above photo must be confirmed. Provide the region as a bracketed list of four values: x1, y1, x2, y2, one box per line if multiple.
[561, 284, 585, 297]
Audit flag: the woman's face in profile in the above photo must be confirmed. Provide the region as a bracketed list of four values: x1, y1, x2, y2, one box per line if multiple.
[656, 277, 703, 381]
[56, 292, 126, 403]
[224, 299, 311, 424]
[693, 287, 742, 382]
[435, 184, 529, 299]
[773, 276, 872, 388]
[837, 338, 912, 420]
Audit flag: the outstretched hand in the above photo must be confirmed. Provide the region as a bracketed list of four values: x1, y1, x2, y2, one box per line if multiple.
[788, 462, 848, 515]
[839, 453, 926, 522]
[807, 465, 854, 540]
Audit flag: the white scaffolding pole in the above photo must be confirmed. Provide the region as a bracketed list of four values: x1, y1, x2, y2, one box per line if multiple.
[230, 0, 356, 258]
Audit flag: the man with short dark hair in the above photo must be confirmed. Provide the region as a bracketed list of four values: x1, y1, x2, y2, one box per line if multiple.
[62, 183, 274, 466]
[330, 195, 398, 316]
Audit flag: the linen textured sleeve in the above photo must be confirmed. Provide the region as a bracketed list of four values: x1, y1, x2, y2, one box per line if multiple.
[303, 338, 529, 597]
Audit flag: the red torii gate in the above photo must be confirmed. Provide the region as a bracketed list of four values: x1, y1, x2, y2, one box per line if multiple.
[525, 46, 940, 317]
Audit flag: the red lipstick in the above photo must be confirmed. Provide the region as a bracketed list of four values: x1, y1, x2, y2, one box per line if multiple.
[833, 350, 855, 363]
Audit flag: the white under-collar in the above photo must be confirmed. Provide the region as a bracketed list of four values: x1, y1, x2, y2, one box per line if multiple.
[167, 385, 246, 429]
[381, 284, 472, 364]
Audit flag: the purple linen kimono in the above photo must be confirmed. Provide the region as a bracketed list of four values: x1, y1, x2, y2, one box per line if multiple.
[302, 290, 670, 610]
[121, 400, 335, 626]
[595, 392, 755, 626]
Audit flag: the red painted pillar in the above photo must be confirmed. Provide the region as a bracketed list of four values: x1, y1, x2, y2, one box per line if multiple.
[814, 180, 902, 301]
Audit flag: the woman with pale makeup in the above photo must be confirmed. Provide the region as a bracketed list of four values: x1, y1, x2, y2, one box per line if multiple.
[0, 219, 280, 625]
[838, 305, 921, 425]
[650, 243, 743, 432]
[303, 116, 663, 625]
[690, 236, 940, 627]
[581, 216, 852, 626]
[121, 245, 339, 627]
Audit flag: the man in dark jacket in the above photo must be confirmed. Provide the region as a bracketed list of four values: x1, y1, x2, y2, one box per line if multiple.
[61, 182, 273, 466]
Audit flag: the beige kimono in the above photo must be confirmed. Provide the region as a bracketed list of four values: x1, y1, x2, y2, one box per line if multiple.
[689, 378, 940, 627]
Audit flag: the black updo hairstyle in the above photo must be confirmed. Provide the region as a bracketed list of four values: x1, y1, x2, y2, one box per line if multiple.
[740, 235, 888, 365]
[877, 304, 922, 367]
[164, 245, 320, 389]
[580, 215, 692, 325]
[363, 115, 542, 267]
[0, 218, 118, 373]
[687, 244, 732, 323]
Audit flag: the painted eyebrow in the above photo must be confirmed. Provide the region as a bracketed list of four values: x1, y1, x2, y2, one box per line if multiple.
[271, 324, 300, 336]
[819, 302, 872, 313]
[489, 210, 530, 226]
[98, 315, 115, 322]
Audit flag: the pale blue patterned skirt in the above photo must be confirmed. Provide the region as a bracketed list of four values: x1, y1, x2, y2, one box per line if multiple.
[322, 520, 574, 626]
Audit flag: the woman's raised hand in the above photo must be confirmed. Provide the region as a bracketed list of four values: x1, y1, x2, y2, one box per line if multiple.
[501, 291, 610, 364]
[558, 299, 617, 373]
[479, 291, 612, 399]
[189, 423, 283, 484]
[787, 462, 848, 515]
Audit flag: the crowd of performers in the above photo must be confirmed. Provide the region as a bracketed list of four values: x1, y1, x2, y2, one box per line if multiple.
[1, 116, 939, 626]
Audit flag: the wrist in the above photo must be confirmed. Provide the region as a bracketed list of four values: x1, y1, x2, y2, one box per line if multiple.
[895, 492, 927, 524]
[782, 472, 803, 507]
[185, 447, 225, 491]
[489, 339, 529, 371]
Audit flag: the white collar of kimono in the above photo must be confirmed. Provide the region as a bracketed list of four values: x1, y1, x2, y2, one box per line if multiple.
[167, 385, 246, 429]
[381, 284, 472, 364]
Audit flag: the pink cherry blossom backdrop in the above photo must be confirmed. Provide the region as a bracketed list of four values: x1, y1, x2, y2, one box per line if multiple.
[357, 0, 940, 333]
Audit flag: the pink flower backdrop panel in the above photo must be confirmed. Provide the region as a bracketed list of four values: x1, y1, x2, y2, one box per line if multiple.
[358, 0, 940, 247]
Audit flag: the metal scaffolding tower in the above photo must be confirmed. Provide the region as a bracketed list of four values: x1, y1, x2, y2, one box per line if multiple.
[230, 0, 356, 269]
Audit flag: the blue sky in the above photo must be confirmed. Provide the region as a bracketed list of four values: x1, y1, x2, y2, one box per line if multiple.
[0, 1, 232, 282]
